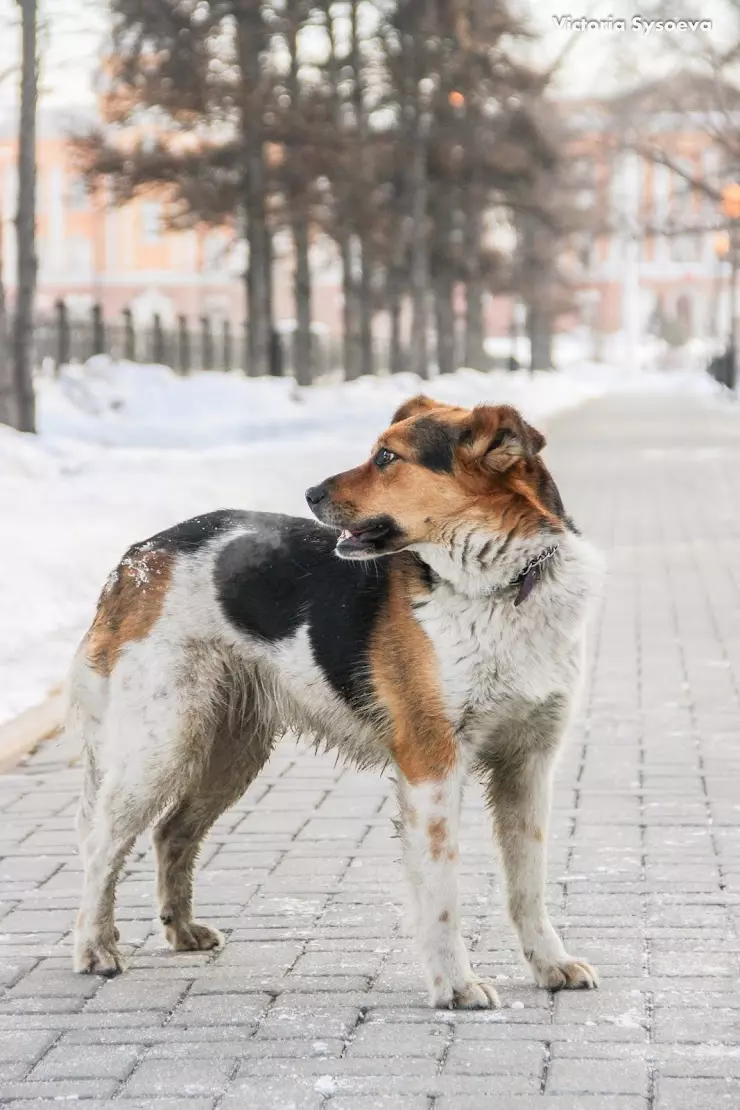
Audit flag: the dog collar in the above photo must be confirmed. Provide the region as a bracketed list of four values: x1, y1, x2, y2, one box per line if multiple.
[512, 545, 559, 607]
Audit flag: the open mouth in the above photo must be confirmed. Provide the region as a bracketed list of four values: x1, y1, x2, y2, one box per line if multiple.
[335, 520, 396, 558]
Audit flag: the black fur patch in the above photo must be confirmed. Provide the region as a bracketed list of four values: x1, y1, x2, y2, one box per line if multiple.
[535, 466, 579, 531]
[408, 418, 458, 473]
[135, 510, 247, 555]
[215, 512, 392, 710]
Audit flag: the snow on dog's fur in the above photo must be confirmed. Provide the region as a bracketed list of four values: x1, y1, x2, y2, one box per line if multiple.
[70, 394, 603, 1007]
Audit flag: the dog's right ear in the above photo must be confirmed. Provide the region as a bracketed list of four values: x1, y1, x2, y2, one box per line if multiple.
[391, 395, 442, 424]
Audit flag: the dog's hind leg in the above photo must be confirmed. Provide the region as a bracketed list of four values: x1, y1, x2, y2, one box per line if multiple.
[74, 773, 153, 976]
[74, 644, 220, 976]
[153, 678, 276, 952]
[152, 734, 274, 952]
[67, 652, 124, 952]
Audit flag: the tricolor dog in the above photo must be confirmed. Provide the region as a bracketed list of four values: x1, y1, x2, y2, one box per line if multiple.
[70, 394, 602, 1008]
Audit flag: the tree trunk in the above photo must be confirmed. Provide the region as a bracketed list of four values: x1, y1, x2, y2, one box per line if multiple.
[463, 191, 485, 371]
[293, 208, 312, 385]
[350, 0, 372, 377]
[388, 268, 404, 374]
[341, 234, 361, 381]
[358, 240, 373, 376]
[434, 272, 455, 375]
[12, 0, 38, 432]
[527, 303, 553, 372]
[322, 2, 359, 382]
[519, 213, 554, 372]
[432, 186, 454, 375]
[0, 214, 16, 427]
[409, 106, 430, 380]
[237, 7, 271, 379]
[286, 5, 312, 387]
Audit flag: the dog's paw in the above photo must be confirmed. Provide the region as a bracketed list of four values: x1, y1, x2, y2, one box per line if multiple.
[74, 937, 125, 977]
[531, 956, 599, 991]
[164, 920, 224, 952]
[431, 974, 501, 1010]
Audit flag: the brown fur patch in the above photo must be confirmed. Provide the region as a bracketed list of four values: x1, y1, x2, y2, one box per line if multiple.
[428, 818, 447, 860]
[370, 560, 457, 784]
[86, 547, 173, 676]
[391, 394, 442, 424]
[324, 400, 563, 551]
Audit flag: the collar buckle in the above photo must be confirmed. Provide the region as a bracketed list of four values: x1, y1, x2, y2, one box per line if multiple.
[512, 545, 559, 607]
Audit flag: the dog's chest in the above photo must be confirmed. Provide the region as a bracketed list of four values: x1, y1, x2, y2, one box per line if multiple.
[414, 588, 574, 729]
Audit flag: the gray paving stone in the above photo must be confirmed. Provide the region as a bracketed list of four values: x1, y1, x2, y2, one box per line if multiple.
[30, 1043, 141, 1081]
[0, 1080, 119, 1099]
[656, 1076, 740, 1107]
[546, 1059, 648, 1095]
[436, 1100, 647, 1110]
[0, 1030, 56, 1065]
[122, 1057, 234, 1098]
[220, 1078, 323, 1109]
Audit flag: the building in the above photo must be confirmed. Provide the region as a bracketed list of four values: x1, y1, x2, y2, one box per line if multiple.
[562, 80, 735, 347]
[0, 83, 733, 355]
[0, 110, 245, 326]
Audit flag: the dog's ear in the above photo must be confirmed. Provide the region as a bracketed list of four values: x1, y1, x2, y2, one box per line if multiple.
[462, 405, 546, 473]
[391, 394, 442, 424]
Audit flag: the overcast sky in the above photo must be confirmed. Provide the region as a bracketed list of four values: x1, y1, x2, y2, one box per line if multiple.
[0, 0, 735, 116]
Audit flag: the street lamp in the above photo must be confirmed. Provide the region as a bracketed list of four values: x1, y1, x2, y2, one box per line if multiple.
[720, 184, 740, 391]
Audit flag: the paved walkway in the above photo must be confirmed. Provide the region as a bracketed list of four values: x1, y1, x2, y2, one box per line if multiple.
[2, 392, 740, 1109]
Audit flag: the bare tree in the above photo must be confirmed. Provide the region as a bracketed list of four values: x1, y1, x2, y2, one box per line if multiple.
[0, 58, 17, 427]
[236, 2, 272, 378]
[283, 0, 313, 386]
[0, 199, 15, 427]
[10, 0, 37, 432]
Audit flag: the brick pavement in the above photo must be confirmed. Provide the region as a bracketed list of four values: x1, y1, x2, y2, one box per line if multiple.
[2, 392, 740, 1108]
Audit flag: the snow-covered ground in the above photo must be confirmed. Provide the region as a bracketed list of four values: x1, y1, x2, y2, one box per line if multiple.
[0, 356, 723, 724]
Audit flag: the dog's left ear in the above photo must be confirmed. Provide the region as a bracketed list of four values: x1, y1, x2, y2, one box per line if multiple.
[391, 394, 441, 424]
[462, 405, 546, 472]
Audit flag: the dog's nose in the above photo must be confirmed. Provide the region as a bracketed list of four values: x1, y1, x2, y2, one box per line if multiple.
[305, 484, 328, 507]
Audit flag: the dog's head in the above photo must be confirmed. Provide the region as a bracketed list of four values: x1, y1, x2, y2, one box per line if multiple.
[305, 394, 567, 560]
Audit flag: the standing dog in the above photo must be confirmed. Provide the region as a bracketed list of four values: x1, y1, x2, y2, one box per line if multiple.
[70, 395, 602, 1008]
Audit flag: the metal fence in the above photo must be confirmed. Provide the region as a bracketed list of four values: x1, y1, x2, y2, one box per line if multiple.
[31, 300, 395, 381]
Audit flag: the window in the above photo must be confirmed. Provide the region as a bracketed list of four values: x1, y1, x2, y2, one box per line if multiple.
[141, 203, 162, 243]
[67, 236, 93, 278]
[203, 232, 225, 271]
[67, 175, 88, 211]
[670, 232, 700, 263]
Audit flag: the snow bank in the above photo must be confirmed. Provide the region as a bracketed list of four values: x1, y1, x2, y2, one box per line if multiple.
[34, 356, 609, 451]
[0, 357, 722, 723]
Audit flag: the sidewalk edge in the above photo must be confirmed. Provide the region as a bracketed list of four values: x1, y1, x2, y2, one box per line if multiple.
[0, 691, 65, 773]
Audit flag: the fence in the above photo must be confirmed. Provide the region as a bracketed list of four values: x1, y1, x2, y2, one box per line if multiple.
[31, 300, 395, 381]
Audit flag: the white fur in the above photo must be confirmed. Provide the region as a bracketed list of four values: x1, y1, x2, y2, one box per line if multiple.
[399, 767, 500, 1008]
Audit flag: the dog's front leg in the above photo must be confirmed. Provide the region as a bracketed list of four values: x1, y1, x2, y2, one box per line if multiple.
[397, 766, 500, 1009]
[485, 746, 599, 991]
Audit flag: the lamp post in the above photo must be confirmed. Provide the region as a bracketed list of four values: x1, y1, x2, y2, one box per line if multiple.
[720, 184, 740, 392]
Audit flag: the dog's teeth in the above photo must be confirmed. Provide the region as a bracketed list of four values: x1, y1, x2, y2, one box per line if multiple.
[339, 530, 352, 542]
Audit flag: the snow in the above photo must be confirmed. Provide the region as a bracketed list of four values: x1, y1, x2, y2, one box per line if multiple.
[0, 355, 723, 725]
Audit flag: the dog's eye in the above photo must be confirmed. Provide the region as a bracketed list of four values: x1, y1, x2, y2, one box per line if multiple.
[374, 447, 397, 469]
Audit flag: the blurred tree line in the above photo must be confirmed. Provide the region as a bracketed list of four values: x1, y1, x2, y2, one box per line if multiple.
[77, 0, 587, 384]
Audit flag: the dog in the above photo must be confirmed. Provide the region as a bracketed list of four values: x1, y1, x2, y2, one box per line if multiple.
[69, 394, 603, 1008]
